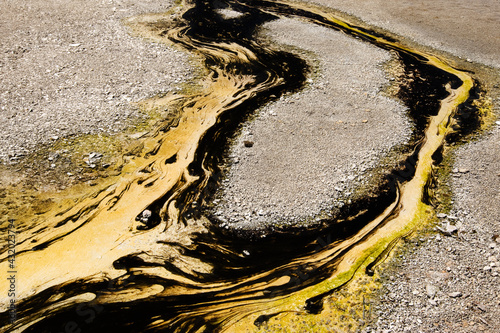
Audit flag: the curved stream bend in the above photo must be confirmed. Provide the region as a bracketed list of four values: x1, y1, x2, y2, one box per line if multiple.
[0, 0, 480, 332]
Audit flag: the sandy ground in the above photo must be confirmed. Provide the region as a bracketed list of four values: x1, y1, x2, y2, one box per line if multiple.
[307, 0, 500, 69]
[365, 129, 500, 333]
[215, 1, 500, 331]
[1, 0, 499, 332]
[212, 17, 410, 229]
[0, 0, 191, 162]
[295, 1, 500, 332]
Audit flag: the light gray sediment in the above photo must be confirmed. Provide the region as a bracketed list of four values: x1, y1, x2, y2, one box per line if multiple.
[366, 125, 500, 333]
[0, 0, 191, 163]
[306, 0, 500, 69]
[211, 18, 411, 230]
[302, 1, 500, 331]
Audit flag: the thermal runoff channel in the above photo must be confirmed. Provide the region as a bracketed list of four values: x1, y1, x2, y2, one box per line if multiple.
[0, 0, 483, 332]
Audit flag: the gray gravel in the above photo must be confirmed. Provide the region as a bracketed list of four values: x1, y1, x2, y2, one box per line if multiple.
[365, 126, 500, 333]
[211, 18, 410, 230]
[1, 0, 498, 330]
[302, 0, 500, 331]
[306, 0, 500, 69]
[0, 0, 191, 163]
[213, 2, 500, 331]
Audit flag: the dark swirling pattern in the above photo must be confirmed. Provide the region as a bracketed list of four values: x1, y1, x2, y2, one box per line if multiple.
[0, 0, 482, 332]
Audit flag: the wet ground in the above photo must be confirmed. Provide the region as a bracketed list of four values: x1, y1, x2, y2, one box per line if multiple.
[0, 0, 499, 332]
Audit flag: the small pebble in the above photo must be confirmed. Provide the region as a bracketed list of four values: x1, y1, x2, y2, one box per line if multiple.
[449, 291, 462, 298]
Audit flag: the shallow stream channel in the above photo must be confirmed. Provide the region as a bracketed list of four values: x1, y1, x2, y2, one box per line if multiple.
[0, 0, 489, 332]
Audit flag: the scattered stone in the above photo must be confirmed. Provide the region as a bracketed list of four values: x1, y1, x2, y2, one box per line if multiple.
[128, 131, 147, 140]
[449, 291, 462, 298]
[478, 317, 488, 325]
[476, 304, 487, 312]
[425, 284, 439, 298]
[137, 209, 152, 224]
[88, 152, 103, 164]
[84, 152, 103, 167]
[2, 2, 499, 333]
[209, 17, 411, 230]
[437, 223, 458, 236]
[0, 0, 191, 164]
[243, 140, 254, 147]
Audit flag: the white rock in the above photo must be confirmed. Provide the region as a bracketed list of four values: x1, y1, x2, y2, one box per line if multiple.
[449, 291, 462, 298]
[425, 284, 439, 298]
